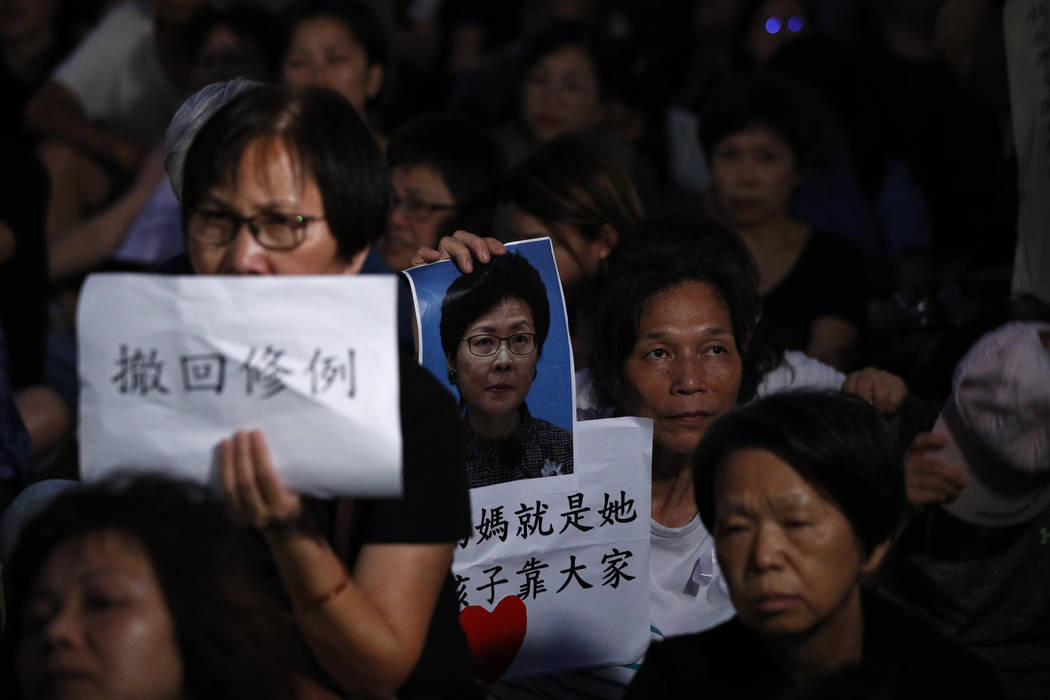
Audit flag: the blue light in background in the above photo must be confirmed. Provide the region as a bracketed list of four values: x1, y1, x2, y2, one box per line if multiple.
[765, 16, 782, 34]
[787, 16, 804, 32]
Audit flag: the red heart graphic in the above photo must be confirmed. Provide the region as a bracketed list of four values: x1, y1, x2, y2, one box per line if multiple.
[458, 595, 528, 683]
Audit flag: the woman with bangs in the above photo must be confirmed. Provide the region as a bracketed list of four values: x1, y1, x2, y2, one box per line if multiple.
[175, 83, 476, 699]
[699, 70, 867, 371]
[626, 390, 1003, 699]
[439, 252, 572, 489]
[279, 0, 387, 142]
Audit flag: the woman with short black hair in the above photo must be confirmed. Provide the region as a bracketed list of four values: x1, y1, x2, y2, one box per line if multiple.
[378, 113, 505, 272]
[692, 390, 904, 553]
[177, 82, 475, 698]
[440, 252, 570, 488]
[700, 70, 866, 370]
[279, 0, 387, 118]
[627, 390, 1003, 699]
[180, 83, 390, 273]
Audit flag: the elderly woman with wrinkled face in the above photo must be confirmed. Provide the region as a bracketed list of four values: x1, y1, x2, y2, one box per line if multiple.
[626, 391, 1004, 699]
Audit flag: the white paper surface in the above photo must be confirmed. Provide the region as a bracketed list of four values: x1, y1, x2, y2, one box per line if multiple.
[453, 417, 652, 680]
[77, 274, 402, 498]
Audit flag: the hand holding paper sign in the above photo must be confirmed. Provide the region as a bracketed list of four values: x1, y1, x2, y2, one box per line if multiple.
[220, 430, 304, 531]
[78, 274, 402, 498]
[76, 274, 464, 697]
[214, 428, 457, 699]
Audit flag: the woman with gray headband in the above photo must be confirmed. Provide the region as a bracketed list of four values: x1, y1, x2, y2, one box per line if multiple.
[173, 82, 475, 698]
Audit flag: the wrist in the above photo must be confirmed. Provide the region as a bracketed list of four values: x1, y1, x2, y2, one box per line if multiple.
[260, 508, 319, 544]
[288, 564, 350, 610]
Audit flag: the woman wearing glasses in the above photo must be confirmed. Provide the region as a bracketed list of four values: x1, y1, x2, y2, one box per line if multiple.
[439, 252, 572, 488]
[378, 114, 505, 273]
[177, 84, 476, 698]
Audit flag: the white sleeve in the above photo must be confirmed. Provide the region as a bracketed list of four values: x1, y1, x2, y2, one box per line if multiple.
[1005, 1, 1050, 304]
[757, 350, 846, 397]
[51, 3, 150, 122]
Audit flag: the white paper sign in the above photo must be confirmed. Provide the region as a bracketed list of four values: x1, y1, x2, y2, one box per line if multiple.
[77, 274, 402, 498]
[453, 417, 652, 681]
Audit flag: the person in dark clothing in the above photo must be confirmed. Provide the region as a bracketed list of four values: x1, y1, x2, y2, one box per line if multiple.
[627, 390, 1003, 699]
[378, 113, 505, 273]
[177, 82, 476, 698]
[700, 70, 866, 370]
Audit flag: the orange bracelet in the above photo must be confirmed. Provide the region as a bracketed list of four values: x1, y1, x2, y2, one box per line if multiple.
[295, 575, 349, 609]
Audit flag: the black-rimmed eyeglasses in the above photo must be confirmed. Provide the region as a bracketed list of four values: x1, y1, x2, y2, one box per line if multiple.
[188, 208, 326, 251]
[461, 333, 537, 357]
[391, 194, 456, 222]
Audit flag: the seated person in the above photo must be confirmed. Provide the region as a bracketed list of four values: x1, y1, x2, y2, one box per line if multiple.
[475, 220, 760, 697]
[627, 390, 1003, 699]
[699, 70, 867, 370]
[499, 133, 644, 370]
[883, 321, 1050, 699]
[279, 0, 387, 133]
[497, 22, 656, 201]
[500, 21, 609, 163]
[24, 0, 206, 235]
[439, 252, 572, 488]
[176, 82, 475, 698]
[378, 113, 505, 272]
[7, 474, 306, 699]
[47, 5, 277, 281]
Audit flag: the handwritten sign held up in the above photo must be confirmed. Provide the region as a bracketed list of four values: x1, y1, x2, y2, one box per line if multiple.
[453, 417, 652, 680]
[77, 274, 402, 498]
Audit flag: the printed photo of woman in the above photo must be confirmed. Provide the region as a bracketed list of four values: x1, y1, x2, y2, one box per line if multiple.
[439, 252, 573, 488]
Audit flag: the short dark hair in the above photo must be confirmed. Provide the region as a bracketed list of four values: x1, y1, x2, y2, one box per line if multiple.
[501, 133, 643, 246]
[7, 475, 303, 699]
[182, 4, 280, 79]
[280, 0, 388, 68]
[694, 390, 905, 555]
[180, 83, 391, 260]
[439, 253, 551, 361]
[387, 113, 506, 235]
[593, 213, 760, 405]
[519, 22, 612, 98]
[699, 69, 821, 171]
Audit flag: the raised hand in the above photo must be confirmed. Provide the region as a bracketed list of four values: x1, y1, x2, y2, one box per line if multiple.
[410, 229, 506, 273]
